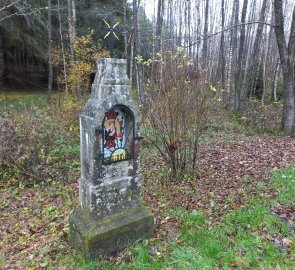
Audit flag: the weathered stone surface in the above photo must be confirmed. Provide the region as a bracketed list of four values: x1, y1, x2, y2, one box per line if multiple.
[78, 59, 142, 220]
[69, 58, 153, 257]
[69, 207, 153, 258]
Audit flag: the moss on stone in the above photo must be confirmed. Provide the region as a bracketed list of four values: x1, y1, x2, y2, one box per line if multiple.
[69, 207, 153, 258]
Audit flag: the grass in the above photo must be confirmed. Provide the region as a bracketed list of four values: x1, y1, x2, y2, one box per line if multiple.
[0, 89, 49, 111]
[272, 167, 295, 207]
[57, 167, 295, 269]
[0, 88, 71, 112]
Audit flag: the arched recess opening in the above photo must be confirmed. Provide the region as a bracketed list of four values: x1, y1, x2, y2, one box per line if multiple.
[101, 105, 134, 164]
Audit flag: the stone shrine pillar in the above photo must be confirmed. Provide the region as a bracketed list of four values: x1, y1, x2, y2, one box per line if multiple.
[69, 58, 153, 258]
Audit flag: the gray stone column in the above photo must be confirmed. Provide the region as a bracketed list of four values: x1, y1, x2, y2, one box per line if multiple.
[69, 58, 153, 258]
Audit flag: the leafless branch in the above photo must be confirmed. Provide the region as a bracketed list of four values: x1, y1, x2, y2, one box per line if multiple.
[0, 7, 48, 24]
[183, 21, 275, 48]
[0, 0, 20, 13]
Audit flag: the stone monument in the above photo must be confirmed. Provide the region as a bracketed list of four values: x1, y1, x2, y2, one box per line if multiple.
[69, 58, 154, 258]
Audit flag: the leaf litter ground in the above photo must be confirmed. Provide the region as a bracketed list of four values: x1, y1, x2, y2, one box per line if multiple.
[0, 134, 294, 269]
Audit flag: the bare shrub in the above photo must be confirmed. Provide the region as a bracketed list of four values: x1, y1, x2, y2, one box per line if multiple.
[0, 107, 81, 187]
[142, 49, 218, 178]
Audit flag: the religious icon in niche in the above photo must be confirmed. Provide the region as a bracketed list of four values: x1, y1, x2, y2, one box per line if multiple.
[102, 106, 134, 163]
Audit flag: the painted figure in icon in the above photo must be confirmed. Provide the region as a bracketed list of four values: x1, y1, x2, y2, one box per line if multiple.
[103, 109, 125, 159]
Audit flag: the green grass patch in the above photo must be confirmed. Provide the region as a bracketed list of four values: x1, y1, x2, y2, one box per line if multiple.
[272, 167, 295, 206]
[58, 167, 295, 269]
[0, 89, 49, 111]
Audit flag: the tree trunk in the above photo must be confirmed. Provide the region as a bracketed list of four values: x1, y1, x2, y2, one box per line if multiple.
[129, 31, 134, 85]
[123, 0, 128, 57]
[274, 0, 295, 136]
[69, 0, 81, 100]
[230, 0, 239, 108]
[187, 0, 192, 57]
[71, 0, 76, 37]
[133, 0, 144, 103]
[58, 0, 68, 94]
[247, 0, 268, 98]
[218, 0, 225, 91]
[234, 0, 248, 109]
[47, 0, 53, 102]
[0, 31, 4, 91]
[67, 0, 74, 61]
[202, 0, 209, 67]
[272, 59, 280, 102]
[178, 2, 182, 47]
[156, 0, 164, 51]
[195, 2, 201, 68]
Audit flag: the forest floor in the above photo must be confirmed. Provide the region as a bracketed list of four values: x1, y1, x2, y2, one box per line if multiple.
[0, 93, 294, 269]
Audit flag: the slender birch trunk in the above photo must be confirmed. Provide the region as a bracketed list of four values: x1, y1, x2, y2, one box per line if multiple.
[57, 0, 68, 94]
[47, 0, 53, 102]
[202, 0, 209, 67]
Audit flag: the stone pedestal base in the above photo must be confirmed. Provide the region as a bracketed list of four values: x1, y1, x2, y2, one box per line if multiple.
[69, 207, 154, 258]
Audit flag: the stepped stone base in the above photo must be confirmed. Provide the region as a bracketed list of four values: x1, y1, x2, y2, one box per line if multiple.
[69, 207, 154, 258]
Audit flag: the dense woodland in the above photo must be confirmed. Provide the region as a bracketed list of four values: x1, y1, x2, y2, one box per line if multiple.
[0, 0, 126, 87]
[1, 0, 295, 135]
[1, 0, 295, 186]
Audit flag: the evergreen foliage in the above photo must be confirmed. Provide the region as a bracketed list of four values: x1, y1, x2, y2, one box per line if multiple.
[0, 0, 129, 88]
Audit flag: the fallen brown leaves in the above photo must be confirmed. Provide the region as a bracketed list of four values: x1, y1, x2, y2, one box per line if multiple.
[272, 204, 295, 231]
[0, 136, 294, 269]
[143, 136, 295, 240]
[0, 182, 79, 269]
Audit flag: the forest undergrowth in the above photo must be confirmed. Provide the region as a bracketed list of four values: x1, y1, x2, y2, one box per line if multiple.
[0, 98, 294, 269]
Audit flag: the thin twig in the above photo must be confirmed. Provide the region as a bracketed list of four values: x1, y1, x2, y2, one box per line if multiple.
[0, 1, 20, 13]
[0, 7, 48, 23]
